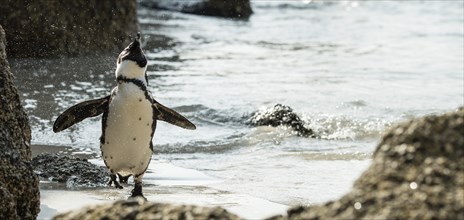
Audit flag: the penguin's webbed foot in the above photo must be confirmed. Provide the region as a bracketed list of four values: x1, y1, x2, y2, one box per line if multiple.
[130, 182, 146, 200]
[109, 174, 123, 189]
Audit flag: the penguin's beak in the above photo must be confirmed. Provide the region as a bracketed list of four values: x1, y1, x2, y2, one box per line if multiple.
[117, 32, 147, 67]
[128, 33, 141, 52]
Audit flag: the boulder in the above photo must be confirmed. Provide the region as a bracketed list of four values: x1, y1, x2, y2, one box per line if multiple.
[0, 24, 40, 219]
[32, 153, 109, 188]
[53, 197, 241, 220]
[248, 104, 315, 137]
[0, 0, 138, 58]
[272, 108, 464, 220]
[139, 0, 252, 19]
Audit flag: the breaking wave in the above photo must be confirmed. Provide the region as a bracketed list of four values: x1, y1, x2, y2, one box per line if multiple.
[301, 113, 393, 140]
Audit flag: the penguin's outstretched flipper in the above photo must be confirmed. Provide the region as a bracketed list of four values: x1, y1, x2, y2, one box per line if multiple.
[53, 96, 111, 132]
[153, 101, 196, 130]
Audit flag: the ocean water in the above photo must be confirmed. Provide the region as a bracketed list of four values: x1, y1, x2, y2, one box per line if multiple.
[12, 1, 463, 207]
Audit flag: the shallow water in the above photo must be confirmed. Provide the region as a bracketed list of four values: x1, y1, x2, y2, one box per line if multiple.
[12, 0, 464, 212]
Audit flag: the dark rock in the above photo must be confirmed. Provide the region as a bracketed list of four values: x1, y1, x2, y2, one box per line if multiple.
[32, 153, 109, 187]
[0, 25, 40, 219]
[0, 0, 138, 58]
[53, 197, 242, 220]
[140, 0, 252, 19]
[274, 108, 464, 220]
[248, 104, 315, 137]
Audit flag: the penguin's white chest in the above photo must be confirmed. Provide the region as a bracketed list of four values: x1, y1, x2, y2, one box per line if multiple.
[101, 83, 154, 176]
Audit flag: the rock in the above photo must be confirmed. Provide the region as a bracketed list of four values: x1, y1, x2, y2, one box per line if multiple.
[275, 108, 464, 220]
[0, 0, 137, 58]
[248, 104, 315, 137]
[53, 197, 242, 220]
[0, 25, 40, 219]
[32, 153, 109, 187]
[139, 0, 252, 19]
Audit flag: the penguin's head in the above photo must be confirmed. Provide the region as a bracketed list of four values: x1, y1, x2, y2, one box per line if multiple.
[116, 33, 148, 81]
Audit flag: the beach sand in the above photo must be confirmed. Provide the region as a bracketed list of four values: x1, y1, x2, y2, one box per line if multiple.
[34, 145, 289, 220]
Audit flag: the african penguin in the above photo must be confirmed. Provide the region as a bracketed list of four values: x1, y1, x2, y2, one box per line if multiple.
[53, 33, 196, 198]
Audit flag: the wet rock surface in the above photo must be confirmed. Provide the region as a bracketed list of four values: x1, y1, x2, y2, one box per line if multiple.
[139, 0, 252, 19]
[0, 25, 40, 219]
[248, 104, 315, 137]
[0, 0, 137, 58]
[53, 197, 241, 220]
[32, 153, 109, 187]
[271, 108, 464, 220]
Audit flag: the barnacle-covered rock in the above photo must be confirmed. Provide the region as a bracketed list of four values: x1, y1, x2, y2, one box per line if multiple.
[53, 197, 242, 220]
[248, 104, 315, 137]
[32, 153, 109, 188]
[272, 108, 464, 220]
[0, 1, 138, 58]
[0, 24, 40, 219]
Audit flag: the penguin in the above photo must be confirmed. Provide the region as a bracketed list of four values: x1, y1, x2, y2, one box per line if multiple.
[53, 33, 196, 198]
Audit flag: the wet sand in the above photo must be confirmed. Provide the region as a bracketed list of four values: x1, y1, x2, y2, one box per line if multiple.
[34, 145, 288, 220]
